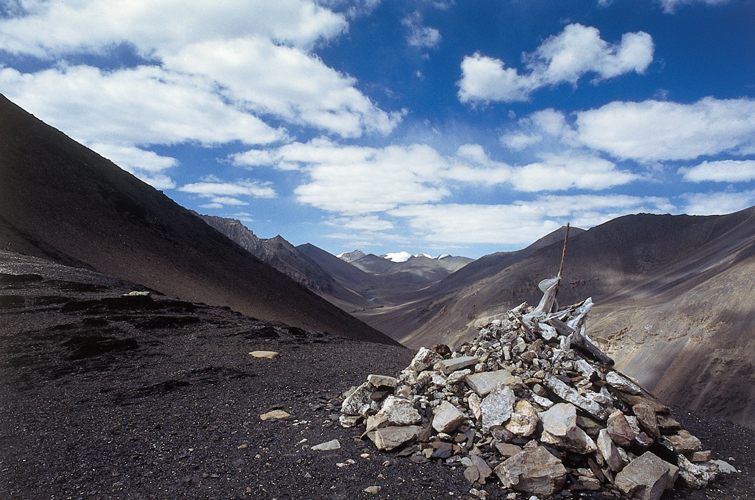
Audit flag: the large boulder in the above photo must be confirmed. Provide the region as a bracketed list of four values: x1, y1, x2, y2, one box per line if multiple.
[493, 445, 567, 496]
[615, 451, 675, 500]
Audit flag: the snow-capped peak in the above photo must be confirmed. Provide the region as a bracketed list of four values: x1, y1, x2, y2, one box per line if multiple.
[382, 252, 449, 262]
[383, 251, 413, 263]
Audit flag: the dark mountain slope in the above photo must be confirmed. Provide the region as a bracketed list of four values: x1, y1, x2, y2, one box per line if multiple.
[0, 94, 397, 345]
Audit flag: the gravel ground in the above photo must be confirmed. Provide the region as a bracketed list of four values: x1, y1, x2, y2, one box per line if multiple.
[1, 254, 753, 500]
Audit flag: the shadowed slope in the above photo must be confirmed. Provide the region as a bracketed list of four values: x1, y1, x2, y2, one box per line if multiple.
[0, 94, 398, 346]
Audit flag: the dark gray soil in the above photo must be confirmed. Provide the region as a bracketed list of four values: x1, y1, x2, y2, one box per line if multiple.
[1, 254, 753, 500]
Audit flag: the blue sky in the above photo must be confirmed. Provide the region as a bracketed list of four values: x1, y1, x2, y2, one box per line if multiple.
[1, 0, 754, 259]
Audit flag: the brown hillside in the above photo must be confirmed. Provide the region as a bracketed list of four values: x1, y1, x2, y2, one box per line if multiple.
[0, 94, 398, 346]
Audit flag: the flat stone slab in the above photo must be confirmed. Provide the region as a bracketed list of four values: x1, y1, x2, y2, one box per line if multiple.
[438, 356, 478, 375]
[249, 350, 280, 359]
[370, 425, 422, 451]
[465, 369, 521, 396]
[259, 410, 291, 421]
[311, 439, 341, 451]
[368, 374, 397, 388]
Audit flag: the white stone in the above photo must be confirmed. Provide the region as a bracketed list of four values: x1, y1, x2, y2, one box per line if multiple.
[311, 439, 341, 451]
[465, 369, 521, 396]
[377, 396, 421, 426]
[438, 356, 478, 375]
[409, 347, 442, 372]
[367, 374, 397, 388]
[433, 400, 466, 433]
[371, 425, 422, 451]
[480, 385, 516, 431]
[606, 371, 643, 395]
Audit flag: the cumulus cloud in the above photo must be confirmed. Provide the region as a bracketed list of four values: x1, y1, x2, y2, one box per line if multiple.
[0, 0, 402, 156]
[574, 97, 755, 162]
[90, 143, 178, 190]
[0, 0, 347, 56]
[0, 65, 286, 147]
[679, 160, 755, 183]
[163, 37, 402, 138]
[402, 12, 442, 48]
[233, 139, 640, 216]
[458, 24, 653, 104]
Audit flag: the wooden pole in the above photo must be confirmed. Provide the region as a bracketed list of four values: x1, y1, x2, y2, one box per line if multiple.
[555, 223, 570, 298]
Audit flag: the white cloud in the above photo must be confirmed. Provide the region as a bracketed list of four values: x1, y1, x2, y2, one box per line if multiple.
[323, 215, 395, 232]
[0, 0, 346, 56]
[458, 24, 653, 104]
[402, 12, 442, 48]
[679, 160, 755, 183]
[680, 190, 755, 215]
[389, 194, 673, 245]
[291, 142, 451, 214]
[178, 179, 276, 208]
[90, 143, 178, 190]
[574, 97, 755, 162]
[0, 65, 286, 147]
[658, 0, 728, 14]
[233, 139, 641, 216]
[510, 153, 639, 192]
[163, 37, 402, 138]
[0, 0, 402, 157]
[500, 131, 542, 151]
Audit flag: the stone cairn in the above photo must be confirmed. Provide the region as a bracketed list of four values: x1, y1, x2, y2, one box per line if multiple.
[339, 278, 736, 499]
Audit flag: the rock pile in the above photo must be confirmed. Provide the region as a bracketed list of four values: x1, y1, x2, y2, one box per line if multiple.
[340, 280, 735, 499]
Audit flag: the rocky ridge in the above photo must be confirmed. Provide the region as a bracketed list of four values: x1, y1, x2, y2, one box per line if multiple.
[339, 278, 737, 499]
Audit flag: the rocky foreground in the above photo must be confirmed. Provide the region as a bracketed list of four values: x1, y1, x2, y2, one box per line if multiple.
[339, 280, 742, 499]
[1, 253, 755, 499]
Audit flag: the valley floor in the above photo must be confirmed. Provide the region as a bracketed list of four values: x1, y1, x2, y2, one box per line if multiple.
[1, 254, 753, 499]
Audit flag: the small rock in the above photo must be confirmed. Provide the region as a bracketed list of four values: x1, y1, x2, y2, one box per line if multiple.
[249, 350, 280, 359]
[668, 430, 703, 453]
[364, 485, 381, 494]
[409, 347, 442, 372]
[606, 371, 643, 395]
[711, 459, 737, 474]
[377, 396, 422, 426]
[465, 369, 521, 396]
[371, 425, 422, 451]
[607, 410, 635, 448]
[438, 356, 478, 375]
[432, 401, 466, 434]
[505, 400, 539, 437]
[368, 374, 398, 388]
[480, 385, 516, 431]
[259, 410, 290, 421]
[311, 439, 341, 451]
[597, 429, 623, 472]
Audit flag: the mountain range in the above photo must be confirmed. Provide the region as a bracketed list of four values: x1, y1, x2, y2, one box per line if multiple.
[0, 94, 396, 346]
[2, 93, 755, 428]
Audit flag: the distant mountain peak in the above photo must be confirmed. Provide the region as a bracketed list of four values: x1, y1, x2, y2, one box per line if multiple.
[337, 249, 366, 263]
[382, 252, 452, 263]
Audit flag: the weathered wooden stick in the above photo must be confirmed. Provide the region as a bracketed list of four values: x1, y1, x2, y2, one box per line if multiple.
[554, 222, 570, 299]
